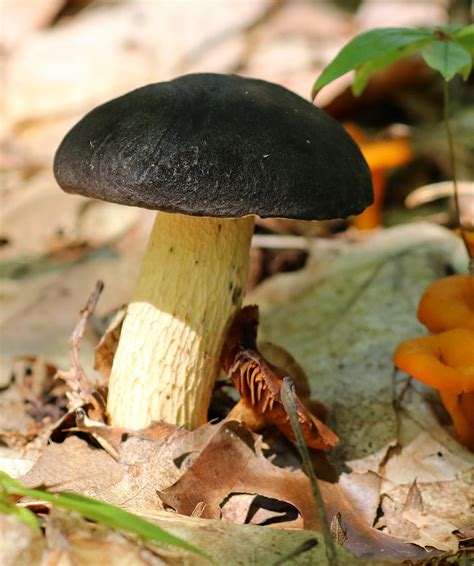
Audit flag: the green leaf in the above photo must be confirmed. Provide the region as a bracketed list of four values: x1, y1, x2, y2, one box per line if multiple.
[0, 481, 41, 533]
[0, 472, 211, 562]
[421, 40, 472, 81]
[454, 24, 474, 55]
[352, 38, 432, 96]
[312, 27, 435, 97]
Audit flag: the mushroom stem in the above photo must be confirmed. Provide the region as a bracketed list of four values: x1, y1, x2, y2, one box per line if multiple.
[107, 211, 254, 429]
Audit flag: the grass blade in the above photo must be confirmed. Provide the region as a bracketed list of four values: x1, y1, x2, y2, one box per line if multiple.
[1, 472, 212, 562]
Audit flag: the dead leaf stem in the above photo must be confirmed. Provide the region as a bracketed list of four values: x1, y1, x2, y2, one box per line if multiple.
[280, 378, 338, 566]
[57, 281, 106, 418]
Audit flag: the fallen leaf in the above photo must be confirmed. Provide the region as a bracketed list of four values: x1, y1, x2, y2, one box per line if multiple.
[381, 432, 473, 491]
[0, 356, 67, 447]
[403, 479, 424, 512]
[21, 436, 125, 499]
[1, 515, 46, 566]
[330, 512, 347, 545]
[43, 508, 172, 566]
[2, 504, 393, 566]
[403, 509, 460, 552]
[159, 420, 318, 528]
[0, 0, 64, 50]
[94, 307, 126, 380]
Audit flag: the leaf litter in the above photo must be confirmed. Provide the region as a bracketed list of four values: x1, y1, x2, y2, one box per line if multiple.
[1, 260, 455, 564]
[250, 223, 474, 555]
[1, 224, 472, 565]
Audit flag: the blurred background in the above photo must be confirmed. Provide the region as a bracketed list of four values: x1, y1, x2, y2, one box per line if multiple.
[1, 0, 473, 381]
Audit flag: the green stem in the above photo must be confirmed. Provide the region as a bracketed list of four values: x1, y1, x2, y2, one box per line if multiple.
[443, 80, 473, 276]
[281, 378, 339, 566]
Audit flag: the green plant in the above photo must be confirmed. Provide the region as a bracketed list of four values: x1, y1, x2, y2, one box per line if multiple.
[0, 472, 211, 562]
[312, 25, 474, 273]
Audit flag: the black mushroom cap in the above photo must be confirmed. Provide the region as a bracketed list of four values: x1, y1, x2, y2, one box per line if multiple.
[54, 73, 373, 220]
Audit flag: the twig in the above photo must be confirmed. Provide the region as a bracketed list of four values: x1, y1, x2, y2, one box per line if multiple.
[251, 234, 309, 250]
[70, 281, 104, 393]
[58, 281, 106, 417]
[280, 378, 338, 566]
[443, 80, 473, 276]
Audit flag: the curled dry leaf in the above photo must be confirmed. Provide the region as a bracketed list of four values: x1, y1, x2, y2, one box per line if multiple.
[221, 306, 338, 450]
[94, 307, 126, 381]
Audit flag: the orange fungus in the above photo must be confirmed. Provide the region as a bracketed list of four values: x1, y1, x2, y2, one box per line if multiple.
[394, 328, 474, 449]
[417, 274, 474, 332]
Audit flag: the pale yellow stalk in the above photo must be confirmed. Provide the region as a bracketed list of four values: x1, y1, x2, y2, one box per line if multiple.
[107, 211, 254, 429]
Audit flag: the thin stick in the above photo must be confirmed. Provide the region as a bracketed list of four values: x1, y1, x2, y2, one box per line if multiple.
[443, 80, 473, 276]
[280, 377, 338, 566]
[58, 281, 106, 416]
[70, 281, 104, 395]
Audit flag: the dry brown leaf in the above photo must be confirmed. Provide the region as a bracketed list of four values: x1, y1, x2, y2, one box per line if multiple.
[15, 418, 438, 562]
[19, 421, 225, 515]
[21, 436, 125, 498]
[158, 419, 436, 561]
[94, 307, 126, 380]
[403, 510, 460, 552]
[330, 512, 347, 545]
[337, 471, 382, 527]
[43, 509, 173, 566]
[0, 356, 67, 447]
[403, 480, 424, 512]
[158, 420, 318, 528]
[1, 515, 46, 566]
[378, 470, 474, 549]
[381, 432, 473, 491]
[220, 493, 304, 529]
[73, 414, 177, 458]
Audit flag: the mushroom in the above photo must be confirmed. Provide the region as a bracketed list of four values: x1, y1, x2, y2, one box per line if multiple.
[344, 123, 411, 230]
[417, 274, 474, 332]
[54, 73, 372, 430]
[394, 328, 474, 449]
[221, 305, 338, 450]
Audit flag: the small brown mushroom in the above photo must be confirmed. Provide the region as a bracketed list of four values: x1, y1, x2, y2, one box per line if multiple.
[222, 306, 338, 450]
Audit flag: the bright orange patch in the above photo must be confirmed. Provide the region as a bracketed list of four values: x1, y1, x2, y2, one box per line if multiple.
[417, 274, 474, 332]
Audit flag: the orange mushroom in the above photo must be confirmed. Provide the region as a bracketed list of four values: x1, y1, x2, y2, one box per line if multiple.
[344, 123, 412, 230]
[417, 274, 474, 332]
[454, 228, 474, 257]
[394, 328, 474, 449]
[221, 306, 339, 450]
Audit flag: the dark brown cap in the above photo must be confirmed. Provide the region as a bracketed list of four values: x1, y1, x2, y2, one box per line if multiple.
[54, 73, 372, 220]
